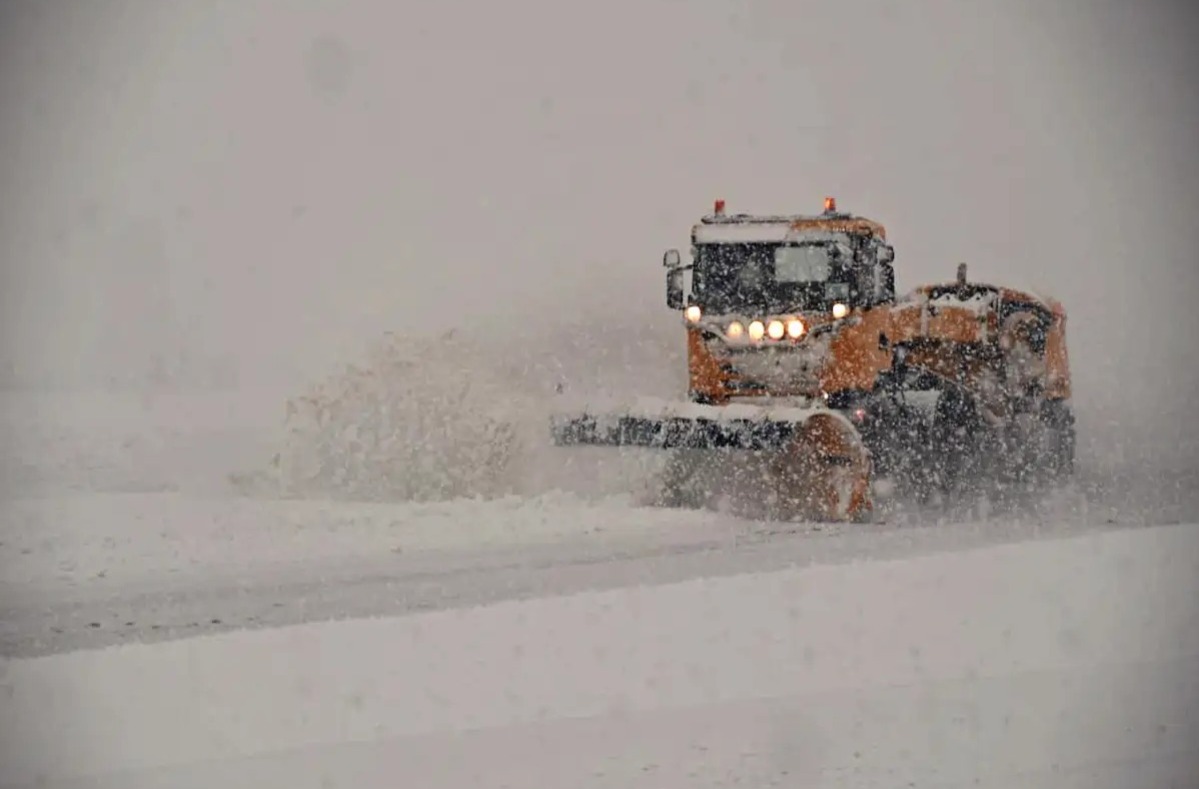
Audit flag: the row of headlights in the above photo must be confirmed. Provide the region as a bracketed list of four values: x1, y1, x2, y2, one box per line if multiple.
[684, 302, 851, 340]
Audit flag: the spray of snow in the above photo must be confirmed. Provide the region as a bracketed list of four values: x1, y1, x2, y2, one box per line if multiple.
[232, 330, 551, 502]
[224, 322, 671, 505]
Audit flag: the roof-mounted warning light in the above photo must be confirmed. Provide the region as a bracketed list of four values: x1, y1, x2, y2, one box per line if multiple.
[714, 199, 726, 216]
[824, 196, 837, 213]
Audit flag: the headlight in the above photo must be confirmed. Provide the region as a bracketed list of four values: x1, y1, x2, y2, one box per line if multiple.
[748, 320, 766, 340]
[786, 318, 805, 338]
[831, 302, 849, 319]
[726, 321, 745, 339]
[685, 305, 702, 322]
[767, 320, 785, 340]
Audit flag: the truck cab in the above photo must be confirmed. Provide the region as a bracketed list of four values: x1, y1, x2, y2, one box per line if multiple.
[662, 198, 897, 403]
[666, 198, 895, 321]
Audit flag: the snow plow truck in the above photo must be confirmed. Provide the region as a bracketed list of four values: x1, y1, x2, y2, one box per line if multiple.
[550, 197, 1076, 522]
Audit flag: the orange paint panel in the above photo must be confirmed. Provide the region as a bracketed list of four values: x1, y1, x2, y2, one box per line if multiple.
[787, 217, 887, 238]
[1044, 315, 1072, 400]
[768, 412, 873, 522]
[820, 312, 893, 393]
[687, 327, 729, 403]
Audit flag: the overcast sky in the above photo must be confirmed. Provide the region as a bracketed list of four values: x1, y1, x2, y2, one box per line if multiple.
[1, 0, 1196, 460]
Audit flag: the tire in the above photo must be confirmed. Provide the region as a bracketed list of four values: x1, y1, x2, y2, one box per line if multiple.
[1038, 399, 1076, 481]
[929, 387, 986, 498]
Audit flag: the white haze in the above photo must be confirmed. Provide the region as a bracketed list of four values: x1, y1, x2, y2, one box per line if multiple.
[1, 0, 1197, 473]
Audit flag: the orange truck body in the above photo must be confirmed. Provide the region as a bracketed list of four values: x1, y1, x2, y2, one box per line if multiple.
[684, 210, 1072, 409]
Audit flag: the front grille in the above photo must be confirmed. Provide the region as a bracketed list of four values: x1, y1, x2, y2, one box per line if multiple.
[720, 345, 825, 393]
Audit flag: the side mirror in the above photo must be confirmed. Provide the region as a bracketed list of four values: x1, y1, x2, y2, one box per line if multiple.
[877, 243, 895, 265]
[663, 249, 681, 269]
[666, 268, 684, 310]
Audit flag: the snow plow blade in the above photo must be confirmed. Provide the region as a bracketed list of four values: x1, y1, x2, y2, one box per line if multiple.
[551, 411, 801, 451]
[550, 399, 874, 523]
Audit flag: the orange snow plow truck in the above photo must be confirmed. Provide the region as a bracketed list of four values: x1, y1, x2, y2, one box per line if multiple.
[550, 197, 1075, 522]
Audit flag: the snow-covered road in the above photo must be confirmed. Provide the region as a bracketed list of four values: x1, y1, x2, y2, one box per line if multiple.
[0, 389, 1171, 656]
[1, 390, 1197, 787]
[0, 494, 1124, 656]
[2, 521, 1197, 788]
[0, 486, 1180, 660]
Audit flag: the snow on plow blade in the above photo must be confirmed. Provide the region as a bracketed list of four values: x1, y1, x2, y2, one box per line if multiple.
[551, 410, 801, 451]
[550, 398, 875, 522]
[551, 398, 824, 450]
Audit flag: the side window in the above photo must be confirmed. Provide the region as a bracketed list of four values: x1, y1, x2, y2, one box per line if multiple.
[1001, 301, 1051, 355]
[878, 263, 895, 303]
[856, 265, 877, 305]
[856, 264, 895, 306]
[865, 240, 896, 305]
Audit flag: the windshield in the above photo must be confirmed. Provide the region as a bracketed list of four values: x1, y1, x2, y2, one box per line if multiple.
[774, 245, 832, 283]
[692, 242, 845, 313]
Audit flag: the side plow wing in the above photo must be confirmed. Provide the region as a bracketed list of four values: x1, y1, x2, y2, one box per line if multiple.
[549, 398, 838, 451]
[551, 412, 806, 451]
[548, 398, 875, 522]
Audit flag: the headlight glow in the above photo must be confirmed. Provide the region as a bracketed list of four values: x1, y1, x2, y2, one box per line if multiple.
[767, 320, 785, 340]
[685, 305, 702, 322]
[786, 318, 805, 338]
[832, 302, 849, 319]
[726, 321, 745, 339]
[748, 320, 766, 340]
